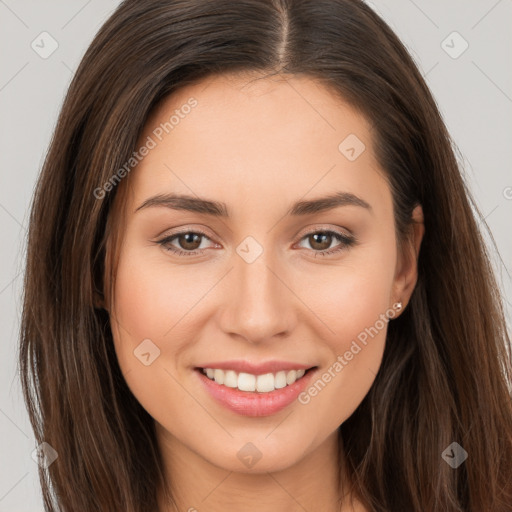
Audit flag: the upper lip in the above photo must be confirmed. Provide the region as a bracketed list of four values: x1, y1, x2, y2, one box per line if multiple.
[195, 360, 316, 375]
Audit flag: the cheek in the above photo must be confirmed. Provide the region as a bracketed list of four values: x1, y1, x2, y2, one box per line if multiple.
[303, 239, 396, 343]
[108, 248, 197, 383]
[109, 249, 203, 424]
[295, 242, 396, 423]
[111, 247, 203, 342]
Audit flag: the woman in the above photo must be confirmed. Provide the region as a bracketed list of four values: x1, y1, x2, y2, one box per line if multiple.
[19, 0, 512, 510]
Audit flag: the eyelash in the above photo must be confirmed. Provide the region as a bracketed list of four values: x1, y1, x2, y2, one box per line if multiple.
[156, 228, 357, 258]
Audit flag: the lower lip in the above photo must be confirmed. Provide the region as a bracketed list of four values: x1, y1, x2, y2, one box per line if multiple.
[195, 367, 317, 417]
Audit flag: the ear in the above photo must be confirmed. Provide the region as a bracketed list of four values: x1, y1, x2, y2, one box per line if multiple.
[391, 204, 424, 314]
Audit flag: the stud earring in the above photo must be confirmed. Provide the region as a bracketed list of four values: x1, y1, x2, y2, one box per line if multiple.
[393, 301, 403, 311]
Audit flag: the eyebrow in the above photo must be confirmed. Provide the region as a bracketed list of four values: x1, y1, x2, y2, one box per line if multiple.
[134, 191, 372, 216]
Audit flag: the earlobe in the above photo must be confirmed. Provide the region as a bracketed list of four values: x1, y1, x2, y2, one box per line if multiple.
[392, 204, 425, 313]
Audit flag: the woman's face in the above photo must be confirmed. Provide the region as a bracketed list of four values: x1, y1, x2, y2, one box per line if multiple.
[107, 72, 422, 475]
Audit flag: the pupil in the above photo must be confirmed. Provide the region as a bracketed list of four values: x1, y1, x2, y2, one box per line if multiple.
[180, 233, 201, 250]
[311, 233, 331, 250]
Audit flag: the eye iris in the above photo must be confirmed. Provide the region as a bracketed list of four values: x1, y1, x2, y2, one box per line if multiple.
[178, 233, 202, 251]
[309, 232, 332, 251]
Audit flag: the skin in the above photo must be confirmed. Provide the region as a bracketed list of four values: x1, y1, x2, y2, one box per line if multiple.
[104, 72, 424, 512]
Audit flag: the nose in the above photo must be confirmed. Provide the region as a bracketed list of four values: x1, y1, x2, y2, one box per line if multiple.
[217, 245, 296, 345]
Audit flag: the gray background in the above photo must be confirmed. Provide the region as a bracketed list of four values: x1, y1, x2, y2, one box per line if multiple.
[1, 1, 511, 510]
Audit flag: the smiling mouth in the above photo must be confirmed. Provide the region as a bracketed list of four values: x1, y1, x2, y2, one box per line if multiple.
[196, 366, 317, 393]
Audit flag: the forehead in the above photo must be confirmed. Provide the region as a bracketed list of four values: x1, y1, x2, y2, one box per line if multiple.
[124, 72, 387, 216]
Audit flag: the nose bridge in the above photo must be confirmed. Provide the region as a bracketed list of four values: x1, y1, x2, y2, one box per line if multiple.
[219, 239, 293, 343]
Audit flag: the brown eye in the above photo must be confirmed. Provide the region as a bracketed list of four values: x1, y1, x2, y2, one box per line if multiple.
[297, 229, 356, 256]
[175, 232, 203, 251]
[308, 232, 334, 251]
[157, 230, 214, 256]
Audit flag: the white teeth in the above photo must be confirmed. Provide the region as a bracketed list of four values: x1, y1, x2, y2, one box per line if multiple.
[223, 370, 238, 388]
[274, 371, 287, 389]
[201, 367, 309, 393]
[286, 370, 297, 385]
[256, 373, 274, 392]
[238, 372, 256, 392]
[213, 369, 224, 385]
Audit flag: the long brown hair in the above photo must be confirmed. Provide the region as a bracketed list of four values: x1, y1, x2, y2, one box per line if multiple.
[19, 0, 512, 510]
